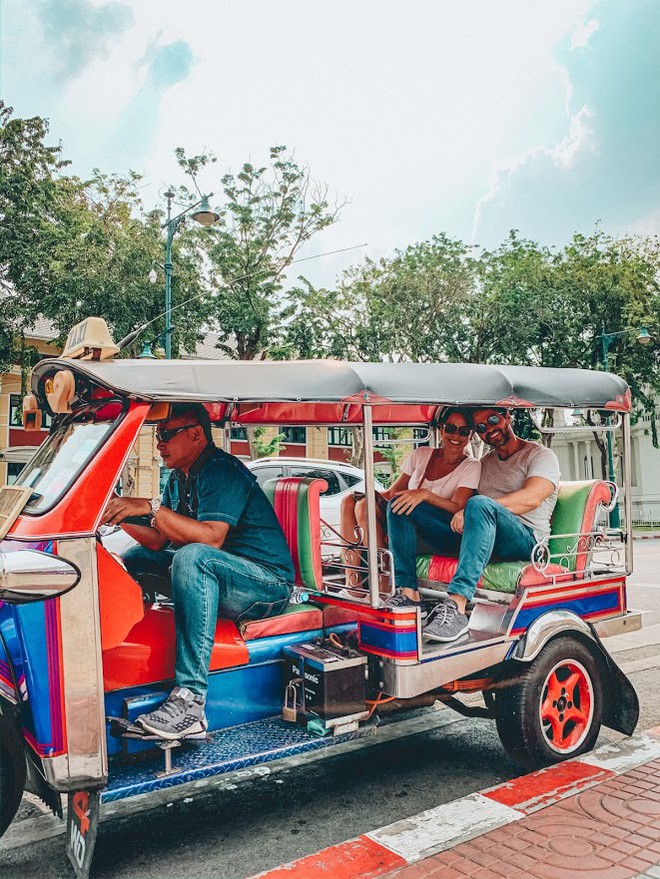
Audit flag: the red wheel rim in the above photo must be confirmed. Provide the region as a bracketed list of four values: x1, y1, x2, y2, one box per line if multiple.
[539, 659, 594, 754]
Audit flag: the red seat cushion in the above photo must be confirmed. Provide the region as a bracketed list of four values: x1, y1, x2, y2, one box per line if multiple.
[239, 603, 323, 640]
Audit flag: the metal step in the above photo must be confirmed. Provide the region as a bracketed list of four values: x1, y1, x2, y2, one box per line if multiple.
[103, 716, 374, 804]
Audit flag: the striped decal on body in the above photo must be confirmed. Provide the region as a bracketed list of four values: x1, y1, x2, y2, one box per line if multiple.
[358, 619, 418, 659]
[509, 577, 625, 635]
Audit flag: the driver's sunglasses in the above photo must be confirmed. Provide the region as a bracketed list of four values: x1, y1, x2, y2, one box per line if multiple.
[156, 423, 198, 443]
[474, 414, 503, 435]
[443, 423, 472, 437]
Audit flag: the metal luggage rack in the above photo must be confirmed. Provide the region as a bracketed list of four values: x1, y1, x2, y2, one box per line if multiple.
[319, 520, 395, 604]
[535, 528, 628, 581]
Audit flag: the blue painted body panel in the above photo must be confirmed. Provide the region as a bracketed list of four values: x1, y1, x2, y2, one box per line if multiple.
[105, 627, 326, 757]
[0, 604, 21, 704]
[511, 590, 621, 633]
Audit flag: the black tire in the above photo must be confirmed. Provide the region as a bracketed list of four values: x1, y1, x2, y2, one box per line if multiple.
[495, 635, 603, 771]
[0, 720, 27, 838]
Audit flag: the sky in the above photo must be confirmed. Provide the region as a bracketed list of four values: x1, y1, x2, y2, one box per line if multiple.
[1, 0, 660, 289]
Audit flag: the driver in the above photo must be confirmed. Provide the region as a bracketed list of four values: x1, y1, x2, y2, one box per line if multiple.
[103, 403, 295, 739]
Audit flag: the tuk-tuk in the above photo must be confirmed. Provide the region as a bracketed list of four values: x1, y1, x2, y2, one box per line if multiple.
[0, 319, 640, 879]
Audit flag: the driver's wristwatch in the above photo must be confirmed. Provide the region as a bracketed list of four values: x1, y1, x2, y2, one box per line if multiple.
[149, 497, 162, 527]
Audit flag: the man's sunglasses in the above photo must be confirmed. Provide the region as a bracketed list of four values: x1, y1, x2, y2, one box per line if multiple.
[443, 423, 472, 437]
[156, 423, 199, 443]
[474, 414, 503, 435]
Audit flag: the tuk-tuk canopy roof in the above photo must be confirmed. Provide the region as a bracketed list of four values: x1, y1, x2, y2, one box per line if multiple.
[32, 358, 631, 423]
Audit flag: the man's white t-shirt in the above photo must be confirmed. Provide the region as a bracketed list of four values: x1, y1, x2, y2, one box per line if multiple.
[401, 447, 481, 497]
[478, 440, 560, 540]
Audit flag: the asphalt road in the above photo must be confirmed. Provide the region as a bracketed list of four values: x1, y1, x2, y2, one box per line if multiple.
[2, 540, 660, 879]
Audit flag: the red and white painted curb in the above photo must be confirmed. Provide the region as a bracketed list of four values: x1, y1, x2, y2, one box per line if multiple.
[251, 726, 660, 879]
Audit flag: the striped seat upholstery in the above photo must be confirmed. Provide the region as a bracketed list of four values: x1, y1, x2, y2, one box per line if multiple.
[262, 477, 327, 593]
[416, 480, 612, 594]
[236, 477, 328, 641]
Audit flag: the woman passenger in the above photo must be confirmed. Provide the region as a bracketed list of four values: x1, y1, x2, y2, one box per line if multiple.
[341, 408, 479, 603]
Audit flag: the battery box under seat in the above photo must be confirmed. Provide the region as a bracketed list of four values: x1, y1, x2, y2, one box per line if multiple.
[416, 480, 612, 596]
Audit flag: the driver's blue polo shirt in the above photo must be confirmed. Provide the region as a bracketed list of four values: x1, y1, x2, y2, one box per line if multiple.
[162, 446, 295, 584]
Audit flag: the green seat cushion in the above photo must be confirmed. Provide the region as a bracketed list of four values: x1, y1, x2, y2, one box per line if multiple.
[416, 554, 524, 594]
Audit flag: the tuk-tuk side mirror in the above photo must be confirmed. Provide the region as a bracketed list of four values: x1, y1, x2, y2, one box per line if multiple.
[0, 549, 81, 604]
[148, 402, 170, 421]
[22, 394, 42, 431]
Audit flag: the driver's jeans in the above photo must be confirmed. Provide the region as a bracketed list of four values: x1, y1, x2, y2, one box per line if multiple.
[122, 543, 291, 698]
[386, 495, 536, 602]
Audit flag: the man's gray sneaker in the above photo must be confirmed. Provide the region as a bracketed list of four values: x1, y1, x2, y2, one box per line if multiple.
[423, 598, 469, 643]
[135, 687, 207, 740]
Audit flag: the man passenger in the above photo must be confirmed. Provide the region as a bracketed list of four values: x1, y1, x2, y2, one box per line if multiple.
[103, 403, 295, 739]
[387, 408, 560, 643]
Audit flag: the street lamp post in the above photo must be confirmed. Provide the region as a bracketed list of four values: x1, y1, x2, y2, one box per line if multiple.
[150, 190, 219, 359]
[598, 323, 652, 528]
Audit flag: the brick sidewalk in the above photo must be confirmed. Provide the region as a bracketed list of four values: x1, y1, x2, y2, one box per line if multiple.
[253, 729, 660, 879]
[383, 758, 660, 879]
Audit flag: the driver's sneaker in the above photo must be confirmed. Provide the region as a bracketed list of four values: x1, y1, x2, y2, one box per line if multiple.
[423, 598, 469, 643]
[135, 687, 207, 740]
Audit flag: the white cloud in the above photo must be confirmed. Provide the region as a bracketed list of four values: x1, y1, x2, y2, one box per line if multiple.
[570, 18, 600, 49]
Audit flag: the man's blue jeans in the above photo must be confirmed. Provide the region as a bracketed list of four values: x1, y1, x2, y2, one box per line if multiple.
[123, 543, 291, 697]
[386, 496, 536, 601]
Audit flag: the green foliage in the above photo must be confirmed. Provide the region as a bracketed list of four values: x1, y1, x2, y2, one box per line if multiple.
[376, 429, 405, 480]
[0, 102, 66, 370]
[176, 145, 343, 361]
[252, 427, 286, 458]
[0, 102, 206, 363]
[281, 234, 479, 362]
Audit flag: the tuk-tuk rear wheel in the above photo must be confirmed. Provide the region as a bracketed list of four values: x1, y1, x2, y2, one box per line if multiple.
[0, 721, 26, 838]
[495, 635, 603, 771]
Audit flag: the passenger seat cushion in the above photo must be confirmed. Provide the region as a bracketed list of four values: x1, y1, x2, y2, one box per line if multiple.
[239, 602, 323, 640]
[417, 554, 526, 594]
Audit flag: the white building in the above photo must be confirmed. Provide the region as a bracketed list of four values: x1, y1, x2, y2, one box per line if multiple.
[550, 408, 660, 526]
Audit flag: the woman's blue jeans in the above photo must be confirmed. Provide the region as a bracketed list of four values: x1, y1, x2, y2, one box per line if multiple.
[123, 543, 291, 697]
[386, 495, 536, 601]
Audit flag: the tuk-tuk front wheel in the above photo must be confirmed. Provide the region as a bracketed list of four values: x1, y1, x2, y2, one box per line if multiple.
[495, 635, 603, 771]
[0, 721, 26, 838]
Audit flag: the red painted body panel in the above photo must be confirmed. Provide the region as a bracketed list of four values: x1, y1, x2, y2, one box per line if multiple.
[9, 403, 150, 539]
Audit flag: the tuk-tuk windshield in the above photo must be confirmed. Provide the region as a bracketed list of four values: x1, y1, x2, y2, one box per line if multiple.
[15, 403, 124, 513]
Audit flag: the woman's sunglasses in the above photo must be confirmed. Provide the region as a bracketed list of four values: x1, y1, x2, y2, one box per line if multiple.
[474, 414, 503, 435]
[156, 423, 198, 443]
[443, 423, 472, 437]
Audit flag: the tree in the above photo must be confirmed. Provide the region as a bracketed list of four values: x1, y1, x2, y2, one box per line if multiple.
[39, 169, 207, 356]
[280, 234, 479, 363]
[0, 103, 208, 364]
[0, 102, 67, 370]
[476, 229, 660, 471]
[177, 145, 343, 361]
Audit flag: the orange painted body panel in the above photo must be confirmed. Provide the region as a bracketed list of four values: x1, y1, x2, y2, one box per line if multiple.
[9, 402, 151, 539]
[97, 543, 145, 652]
[102, 606, 249, 692]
